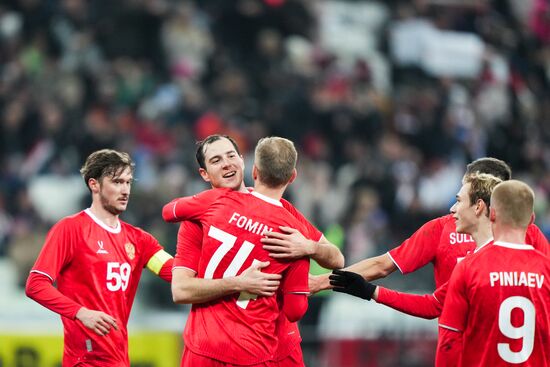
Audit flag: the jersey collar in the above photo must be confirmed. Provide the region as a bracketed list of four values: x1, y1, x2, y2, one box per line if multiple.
[84, 208, 121, 233]
[474, 237, 493, 253]
[250, 191, 283, 207]
[494, 241, 534, 250]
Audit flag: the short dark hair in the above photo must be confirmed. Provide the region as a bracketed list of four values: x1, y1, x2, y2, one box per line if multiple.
[80, 149, 135, 191]
[465, 158, 511, 181]
[195, 134, 242, 169]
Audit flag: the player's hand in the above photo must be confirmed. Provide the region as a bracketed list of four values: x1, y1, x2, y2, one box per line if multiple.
[76, 307, 118, 336]
[237, 261, 282, 297]
[261, 226, 315, 259]
[329, 269, 376, 300]
[308, 273, 331, 295]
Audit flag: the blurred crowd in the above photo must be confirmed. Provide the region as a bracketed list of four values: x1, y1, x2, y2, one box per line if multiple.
[2, 0, 550, 308]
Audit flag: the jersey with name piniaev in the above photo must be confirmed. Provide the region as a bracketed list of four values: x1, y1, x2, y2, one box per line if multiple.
[439, 241, 550, 366]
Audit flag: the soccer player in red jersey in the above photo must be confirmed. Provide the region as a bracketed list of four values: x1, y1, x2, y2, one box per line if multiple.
[163, 137, 322, 367]
[310, 158, 549, 293]
[170, 134, 343, 367]
[329, 173, 501, 318]
[25, 149, 174, 367]
[436, 180, 550, 367]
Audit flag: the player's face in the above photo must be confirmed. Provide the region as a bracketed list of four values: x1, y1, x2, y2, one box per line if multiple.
[98, 167, 133, 215]
[199, 138, 245, 191]
[450, 183, 477, 234]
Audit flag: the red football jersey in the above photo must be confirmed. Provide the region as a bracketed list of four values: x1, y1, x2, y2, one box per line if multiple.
[167, 188, 311, 365]
[388, 214, 549, 287]
[30, 209, 164, 366]
[173, 196, 321, 361]
[439, 241, 550, 366]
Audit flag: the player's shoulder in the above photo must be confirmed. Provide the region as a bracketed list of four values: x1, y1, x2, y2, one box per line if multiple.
[252, 193, 307, 229]
[532, 248, 550, 264]
[194, 187, 233, 200]
[209, 187, 231, 195]
[526, 222, 546, 239]
[410, 214, 452, 240]
[480, 242, 543, 261]
[55, 210, 88, 227]
[420, 214, 453, 230]
[119, 219, 150, 236]
[456, 243, 493, 267]
[45, 211, 90, 238]
[279, 197, 294, 210]
[527, 222, 543, 232]
[437, 214, 456, 226]
[278, 197, 302, 218]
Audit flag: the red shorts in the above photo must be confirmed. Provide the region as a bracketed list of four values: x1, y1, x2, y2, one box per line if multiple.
[276, 344, 305, 367]
[181, 347, 276, 367]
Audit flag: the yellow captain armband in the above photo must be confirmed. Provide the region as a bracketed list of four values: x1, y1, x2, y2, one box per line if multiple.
[146, 250, 173, 275]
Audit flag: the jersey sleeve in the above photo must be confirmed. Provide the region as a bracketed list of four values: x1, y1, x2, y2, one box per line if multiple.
[281, 293, 308, 322]
[387, 216, 446, 274]
[137, 229, 173, 282]
[281, 257, 310, 295]
[25, 272, 83, 319]
[174, 220, 203, 273]
[31, 218, 76, 281]
[432, 281, 448, 305]
[138, 229, 165, 266]
[376, 286, 443, 319]
[162, 188, 228, 223]
[280, 198, 322, 242]
[526, 223, 550, 257]
[438, 261, 469, 332]
[435, 326, 462, 367]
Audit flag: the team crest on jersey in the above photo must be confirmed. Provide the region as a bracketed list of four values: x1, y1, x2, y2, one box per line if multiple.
[125, 243, 136, 260]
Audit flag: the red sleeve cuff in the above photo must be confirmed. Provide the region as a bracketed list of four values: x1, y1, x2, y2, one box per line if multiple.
[25, 272, 82, 319]
[282, 294, 308, 322]
[158, 258, 174, 282]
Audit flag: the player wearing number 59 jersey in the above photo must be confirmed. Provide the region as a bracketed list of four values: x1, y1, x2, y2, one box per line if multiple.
[29, 211, 168, 366]
[25, 149, 173, 367]
[437, 180, 550, 367]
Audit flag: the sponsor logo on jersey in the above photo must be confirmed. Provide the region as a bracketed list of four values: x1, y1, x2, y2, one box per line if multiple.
[125, 243, 136, 260]
[96, 240, 108, 254]
[449, 233, 475, 245]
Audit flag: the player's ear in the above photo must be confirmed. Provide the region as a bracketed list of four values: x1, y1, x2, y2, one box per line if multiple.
[489, 207, 496, 222]
[288, 168, 297, 184]
[89, 178, 100, 193]
[529, 213, 535, 225]
[475, 199, 485, 216]
[199, 168, 211, 183]
[252, 165, 258, 180]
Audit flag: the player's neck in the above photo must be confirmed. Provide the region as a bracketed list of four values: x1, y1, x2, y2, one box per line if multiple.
[236, 184, 249, 193]
[253, 182, 286, 201]
[89, 203, 120, 228]
[492, 225, 527, 245]
[472, 221, 492, 248]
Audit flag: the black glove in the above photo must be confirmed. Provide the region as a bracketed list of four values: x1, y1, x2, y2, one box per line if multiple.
[329, 269, 376, 301]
